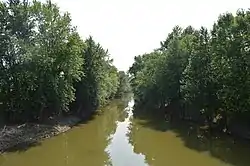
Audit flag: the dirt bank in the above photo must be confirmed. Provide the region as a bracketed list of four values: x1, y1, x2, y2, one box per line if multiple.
[0, 116, 81, 153]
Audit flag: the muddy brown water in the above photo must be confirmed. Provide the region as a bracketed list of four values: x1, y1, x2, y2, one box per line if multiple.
[0, 100, 250, 166]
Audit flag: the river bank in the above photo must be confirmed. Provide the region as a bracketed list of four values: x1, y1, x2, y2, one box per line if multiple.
[0, 116, 81, 153]
[1, 99, 250, 166]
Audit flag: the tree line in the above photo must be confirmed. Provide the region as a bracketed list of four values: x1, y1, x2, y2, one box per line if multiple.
[0, 0, 130, 123]
[129, 9, 250, 132]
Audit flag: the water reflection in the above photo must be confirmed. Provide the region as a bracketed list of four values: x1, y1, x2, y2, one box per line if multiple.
[0, 100, 130, 166]
[105, 100, 147, 166]
[1, 98, 250, 166]
[129, 107, 250, 166]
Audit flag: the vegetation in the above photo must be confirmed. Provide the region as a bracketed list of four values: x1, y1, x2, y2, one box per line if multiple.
[115, 71, 131, 98]
[0, 0, 129, 124]
[129, 9, 250, 134]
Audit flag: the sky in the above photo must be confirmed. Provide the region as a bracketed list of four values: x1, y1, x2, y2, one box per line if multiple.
[43, 0, 250, 71]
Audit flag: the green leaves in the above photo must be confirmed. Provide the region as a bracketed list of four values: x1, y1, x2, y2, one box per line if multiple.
[0, 0, 122, 122]
[211, 10, 250, 114]
[73, 36, 121, 115]
[115, 71, 131, 98]
[130, 9, 250, 126]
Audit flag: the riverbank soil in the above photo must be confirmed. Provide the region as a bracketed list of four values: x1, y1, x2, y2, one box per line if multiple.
[0, 116, 81, 153]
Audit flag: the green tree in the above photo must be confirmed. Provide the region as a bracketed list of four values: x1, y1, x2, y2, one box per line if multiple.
[115, 71, 131, 98]
[73, 36, 120, 117]
[130, 9, 250, 131]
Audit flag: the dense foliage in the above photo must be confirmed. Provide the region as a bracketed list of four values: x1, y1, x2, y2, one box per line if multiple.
[0, 0, 128, 123]
[129, 9, 250, 131]
[115, 71, 131, 98]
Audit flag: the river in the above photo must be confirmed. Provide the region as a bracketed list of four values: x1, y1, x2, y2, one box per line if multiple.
[0, 99, 250, 166]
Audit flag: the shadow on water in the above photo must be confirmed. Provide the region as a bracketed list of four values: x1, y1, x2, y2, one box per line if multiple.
[3, 140, 42, 153]
[2, 98, 130, 154]
[132, 105, 250, 166]
[132, 106, 169, 132]
[2, 114, 98, 154]
[0, 99, 131, 166]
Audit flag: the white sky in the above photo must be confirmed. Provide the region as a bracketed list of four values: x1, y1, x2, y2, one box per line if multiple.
[44, 0, 250, 71]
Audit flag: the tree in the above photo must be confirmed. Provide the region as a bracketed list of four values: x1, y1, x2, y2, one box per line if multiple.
[0, 0, 122, 123]
[129, 9, 250, 131]
[73, 36, 120, 117]
[115, 71, 131, 98]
